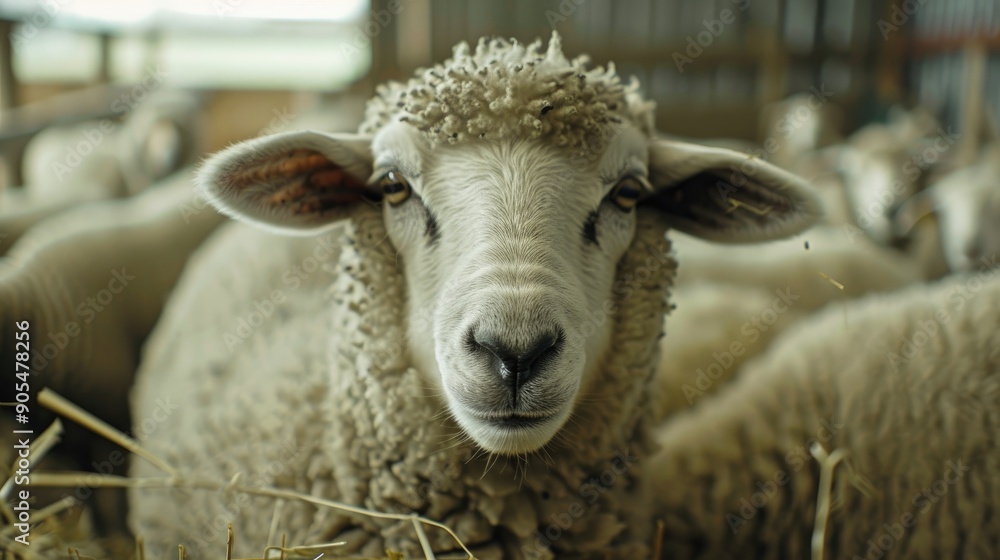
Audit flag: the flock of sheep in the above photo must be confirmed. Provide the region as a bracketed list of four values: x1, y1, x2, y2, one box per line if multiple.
[2, 33, 999, 559]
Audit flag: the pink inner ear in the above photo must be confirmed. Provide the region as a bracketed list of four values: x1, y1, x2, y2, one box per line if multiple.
[228, 149, 371, 216]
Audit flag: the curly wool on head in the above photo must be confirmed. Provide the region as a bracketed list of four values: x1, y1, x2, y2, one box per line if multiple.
[360, 31, 656, 154]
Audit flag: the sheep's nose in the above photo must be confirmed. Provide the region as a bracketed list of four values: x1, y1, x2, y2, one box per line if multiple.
[471, 329, 562, 394]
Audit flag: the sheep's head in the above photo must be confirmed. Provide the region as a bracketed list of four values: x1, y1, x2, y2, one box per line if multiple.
[197, 34, 821, 455]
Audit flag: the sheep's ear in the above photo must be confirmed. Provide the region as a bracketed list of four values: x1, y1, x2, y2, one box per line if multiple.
[644, 139, 822, 243]
[196, 131, 375, 235]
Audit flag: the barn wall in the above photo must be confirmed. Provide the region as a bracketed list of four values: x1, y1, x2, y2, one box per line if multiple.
[375, 0, 998, 143]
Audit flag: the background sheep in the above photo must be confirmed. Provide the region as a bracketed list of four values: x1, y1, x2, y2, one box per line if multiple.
[0, 170, 223, 430]
[654, 224, 927, 417]
[21, 91, 204, 198]
[647, 268, 1000, 559]
[129, 34, 822, 559]
[0, 170, 223, 537]
[652, 102, 968, 415]
[0, 91, 204, 254]
[757, 92, 845, 171]
[894, 143, 1000, 274]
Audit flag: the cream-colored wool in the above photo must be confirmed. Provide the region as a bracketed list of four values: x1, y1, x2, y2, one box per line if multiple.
[360, 34, 655, 152]
[653, 225, 926, 418]
[653, 282, 805, 419]
[671, 225, 922, 309]
[131, 206, 674, 558]
[647, 270, 1000, 558]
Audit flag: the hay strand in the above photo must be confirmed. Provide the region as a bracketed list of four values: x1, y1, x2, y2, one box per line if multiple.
[26, 495, 78, 527]
[816, 271, 844, 290]
[29, 473, 476, 559]
[266, 541, 345, 556]
[266, 498, 285, 549]
[32, 390, 476, 558]
[0, 419, 64, 524]
[725, 197, 773, 215]
[809, 442, 845, 560]
[36, 389, 178, 477]
[27, 419, 64, 470]
[0, 495, 78, 543]
[0, 535, 46, 560]
[652, 518, 665, 559]
[843, 459, 879, 500]
[411, 515, 437, 560]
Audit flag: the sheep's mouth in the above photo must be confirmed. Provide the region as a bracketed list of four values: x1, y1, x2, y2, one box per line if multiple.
[456, 404, 570, 453]
[474, 412, 555, 429]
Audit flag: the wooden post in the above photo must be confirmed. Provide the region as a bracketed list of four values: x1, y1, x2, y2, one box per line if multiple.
[757, 27, 788, 105]
[395, 0, 432, 75]
[369, 0, 399, 85]
[0, 19, 20, 189]
[877, 0, 906, 106]
[97, 33, 111, 84]
[955, 41, 986, 167]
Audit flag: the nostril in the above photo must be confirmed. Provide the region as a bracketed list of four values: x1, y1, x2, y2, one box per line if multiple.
[471, 331, 517, 382]
[471, 329, 563, 392]
[520, 332, 560, 373]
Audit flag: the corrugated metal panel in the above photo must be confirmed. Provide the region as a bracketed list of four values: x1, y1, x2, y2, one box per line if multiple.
[401, 0, 998, 138]
[911, 0, 1000, 131]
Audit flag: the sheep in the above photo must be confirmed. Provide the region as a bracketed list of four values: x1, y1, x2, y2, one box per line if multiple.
[893, 143, 1000, 274]
[19, 125, 124, 200]
[650, 105, 957, 413]
[672, 225, 922, 307]
[21, 90, 204, 198]
[815, 106, 946, 246]
[667, 105, 949, 302]
[646, 264, 1000, 559]
[653, 223, 928, 419]
[0, 91, 204, 253]
[758, 92, 844, 171]
[0, 169, 223, 539]
[653, 282, 805, 419]
[128, 33, 823, 559]
[0, 169, 223, 430]
[762, 104, 945, 252]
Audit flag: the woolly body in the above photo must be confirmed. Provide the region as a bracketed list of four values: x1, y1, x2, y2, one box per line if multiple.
[648, 270, 1000, 558]
[131, 207, 673, 558]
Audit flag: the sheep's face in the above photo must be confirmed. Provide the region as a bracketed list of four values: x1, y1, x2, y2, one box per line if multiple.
[372, 122, 649, 454]
[197, 122, 821, 456]
[892, 147, 1000, 273]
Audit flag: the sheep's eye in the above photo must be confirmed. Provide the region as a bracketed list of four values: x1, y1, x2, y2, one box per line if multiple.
[379, 171, 412, 206]
[609, 176, 644, 211]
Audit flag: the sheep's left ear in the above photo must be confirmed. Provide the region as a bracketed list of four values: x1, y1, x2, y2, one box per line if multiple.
[644, 139, 823, 242]
[196, 131, 375, 235]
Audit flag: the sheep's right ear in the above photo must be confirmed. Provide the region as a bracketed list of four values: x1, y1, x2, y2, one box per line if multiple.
[196, 131, 375, 235]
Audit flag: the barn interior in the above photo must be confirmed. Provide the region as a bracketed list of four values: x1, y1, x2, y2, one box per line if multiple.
[0, 0, 998, 558]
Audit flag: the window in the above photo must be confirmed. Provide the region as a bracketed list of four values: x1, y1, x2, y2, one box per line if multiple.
[3, 0, 373, 89]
